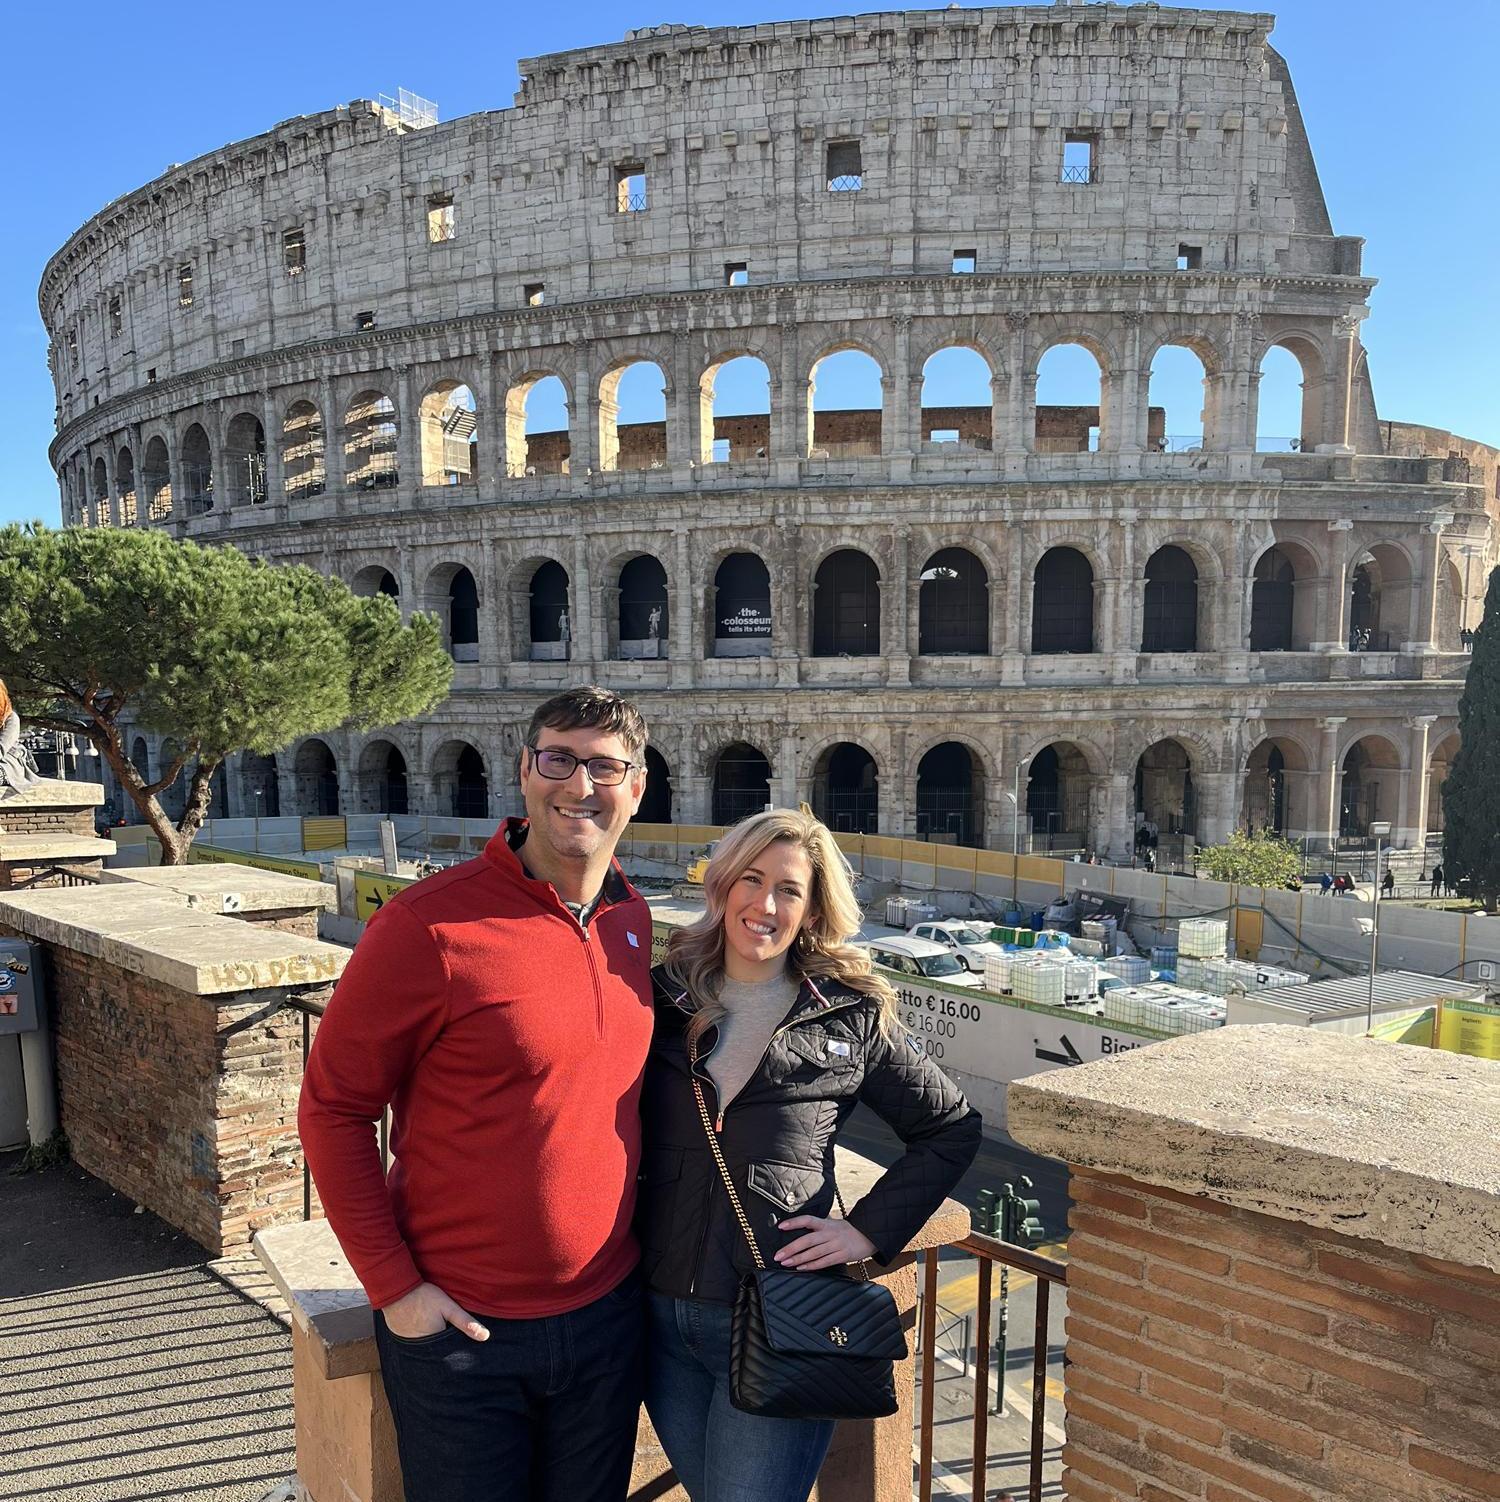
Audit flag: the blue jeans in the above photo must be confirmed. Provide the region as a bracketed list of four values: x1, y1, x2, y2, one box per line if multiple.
[645, 1292, 835, 1502]
[374, 1273, 644, 1502]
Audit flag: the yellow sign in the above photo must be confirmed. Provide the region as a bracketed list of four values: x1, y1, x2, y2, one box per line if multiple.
[1435, 997, 1500, 1060]
[354, 869, 417, 921]
[1365, 1007, 1436, 1048]
[189, 843, 323, 881]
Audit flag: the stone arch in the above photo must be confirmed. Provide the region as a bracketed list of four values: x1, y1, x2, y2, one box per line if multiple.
[919, 546, 989, 655]
[351, 563, 400, 599]
[430, 739, 490, 820]
[1256, 334, 1328, 452]
[614, 552, 670, 659]
[1141, 545, 1200, 652]
[1144, 340, 1215, 452]
[282, 399, 326, 499]
[1134, 737, 1199, 850]
[141, 435, 172, 522]
[811, 548, 881, 656]
[180, 422, 213, 514]
[711, 740, 773, 826]
[423, 561, 481, 662]
[807, 343, 885, 457]
[419, 378, 479, 487]
[1347, 540, 1417, 652]
[810, 740, 880, 835]
[91, 455, 109, 524]
[292, 737, 340, 816]
[223, 411, 267, 506]
[1427, 730, 1461, 834]
[635, 745, 674, 823]
[699, 351, 772, 464]
[511, 556, 572, 661]
[914, 740, 986, 848]
[344, 388, 399, 491]
[1338, 733, 1404, 838]
[1023, 741, 1097, 851]
[1249, 539, 1321, 652]
[114, 445, 137, 526]
[598, 357, 668, 472]
[710, 552, 773, 658]
[505, 370, 571, 477]
[1032, 546, 1097, 654]
[919, 344, 996, 451]
[1241, 735, 1314, 838]
[240, 751, 280, 818]
[1032, 330, 1115, 452]
[357, 738, 410, 815]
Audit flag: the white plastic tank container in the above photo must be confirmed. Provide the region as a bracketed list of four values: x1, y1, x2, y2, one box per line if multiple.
[1179, 918, 1228, 959]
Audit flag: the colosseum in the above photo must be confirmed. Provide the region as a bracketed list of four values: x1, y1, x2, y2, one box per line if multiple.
[39, 5, 1498, 865]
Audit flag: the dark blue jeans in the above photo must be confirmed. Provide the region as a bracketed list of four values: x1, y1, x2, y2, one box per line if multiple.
[645, 1292, 835, 1502]
[374, 1273, 644, 1502]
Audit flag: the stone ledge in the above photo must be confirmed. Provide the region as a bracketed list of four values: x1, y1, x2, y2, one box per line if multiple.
[0, 777, 104, 812]
[256, 1146, 972, 1381]
[0, 832, 115, 861]
[0, 884, 347, 995]
[1007, 1025, 1500, 1273]
[98, 863, 335, 913]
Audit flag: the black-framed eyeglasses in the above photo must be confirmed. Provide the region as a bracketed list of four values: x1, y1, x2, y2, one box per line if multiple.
[526, 745, 640, 787]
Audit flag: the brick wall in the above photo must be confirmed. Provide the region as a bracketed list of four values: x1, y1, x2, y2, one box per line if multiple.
[47, 943, 326, 1255]
[0, 807, 95, 837]
[1062, 1167, 1500, 1502]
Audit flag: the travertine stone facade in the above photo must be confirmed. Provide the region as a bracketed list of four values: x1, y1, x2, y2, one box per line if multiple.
[39, 7, 1497, 858]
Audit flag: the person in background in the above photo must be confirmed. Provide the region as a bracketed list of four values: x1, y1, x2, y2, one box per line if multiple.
[1318, 871, 1334, 896]
[0, 678, 43, 800]
[637, 808, 981, 1502]
[1381, 867, 1395, 900]
[300, 686, 655, 1502]
[1430, 864, 1445, 898]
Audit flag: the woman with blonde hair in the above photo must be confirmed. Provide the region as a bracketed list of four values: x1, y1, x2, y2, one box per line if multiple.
[0, 678, 43, 800]
[637, 807, 980, 1502]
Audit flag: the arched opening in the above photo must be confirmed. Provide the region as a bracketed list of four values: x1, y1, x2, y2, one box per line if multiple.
[600, 361, 667, 472]
[712, 742, 772, 826]
[207, 764, 229, 820]
[344, 390, 399, 491]
[1427, 732, 1460, 834]
[1347, 543, 1414, 652]
[812, 743, 878, 835]
[635, 746, 673, 823]
[1257, 341, 1324, 453]
[919, 547, 989, 655]
[618, 555, 669, 659]
[1035, 343, 1104, 451]
[420, 380, 478, 486]
[712, 553, 772, 658]
[143, 437, 172, 521]
[1141, 545, 1199, 652]
[915, 742, 984, 847]
[1135, 739, 1197, 857]
[352, 566, 399, 600]
[91, 456, 109, 523]
[1031, 547, 1095, 654]
[1438, 557, 1466, 653]
[356, 741, 409, 815]
[433, 742, 490, 820]
[920, 346, 994, 450]
[809, 349, 883, 457]
[812, 550, 881, 656]
[116, 447, 137, 526]
[241, 752, 280, 819]
[506, 374, 570, 476]
[528, 561, 572, 660]
[448, 568, 479, 662]
[1339, 738, 1401, 839]
[294, 739, 340, 816]
[1145, 344, 1208, 451]
[224, 413, 267, 506]
[700, 355, 771, 463]
[181, 423, 213, 514]
[282, 400, 326, 500]
[1241, 738, 1311, 838]
[1250, 545, 1318, 652]
[1025, 743, 1091, 851]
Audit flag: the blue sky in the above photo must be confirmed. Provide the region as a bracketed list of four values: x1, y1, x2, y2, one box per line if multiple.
[6, 0, 1496, 524]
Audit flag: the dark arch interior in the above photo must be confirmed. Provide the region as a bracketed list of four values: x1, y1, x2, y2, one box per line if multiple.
[454, 745, 489, 819]
[915, 741, 982, 847]
[530, 561, 571, 649]
[1250, 547, 1296, 651]
[1142, 545, 1199, 652]
[813, 742, 878, 834]
[449, 568, 479, 652]
[635, 746, 673, 822]
[812, 550, 880, 656]
[380, 747, 409, 815]
[619, 555, 669, 655]
[712, 742, 771, 825]
[919, 547, 988, 655]
[713, 553, 772, 656]
[1032, 547, 1094, 654]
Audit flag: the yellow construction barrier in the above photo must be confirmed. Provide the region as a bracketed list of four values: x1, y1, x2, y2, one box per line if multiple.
[302, 816, 348, 852]
[189, 843, 323, 881]
[353, 869, 418, 921]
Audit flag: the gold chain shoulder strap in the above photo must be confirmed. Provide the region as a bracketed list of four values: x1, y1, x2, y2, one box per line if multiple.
[687, 1035, 869, 1281]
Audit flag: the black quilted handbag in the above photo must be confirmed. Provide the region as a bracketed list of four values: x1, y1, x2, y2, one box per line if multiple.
[689, 1043, 908, 1420]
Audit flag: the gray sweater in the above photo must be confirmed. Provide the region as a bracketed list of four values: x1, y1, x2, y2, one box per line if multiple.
[707, 970, 803, 1110]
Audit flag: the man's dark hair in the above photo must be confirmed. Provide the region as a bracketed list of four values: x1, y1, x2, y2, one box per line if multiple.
[524, 685, 649, 760]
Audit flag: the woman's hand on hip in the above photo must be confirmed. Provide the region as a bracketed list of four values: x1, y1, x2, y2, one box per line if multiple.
[773, 1216, 877, 1271]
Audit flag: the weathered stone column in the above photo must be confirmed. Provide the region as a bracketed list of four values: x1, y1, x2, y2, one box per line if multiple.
[886, 527, 911, 686]
[1401, 715, 1436, 850]
[1314, 716, 1346, 851]
[395, 365, 420, 493]
[1313, 520, 1353, 652]
[1403, 518, 1450, 654]
[1010, 1027, 1500, 1502]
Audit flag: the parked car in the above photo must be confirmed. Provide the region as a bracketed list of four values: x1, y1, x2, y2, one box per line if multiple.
[865, 935, 984, 988]
[908, 919, 1005, 973]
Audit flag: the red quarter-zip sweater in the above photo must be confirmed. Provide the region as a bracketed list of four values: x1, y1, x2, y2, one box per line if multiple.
[298, 819, 655, 1315]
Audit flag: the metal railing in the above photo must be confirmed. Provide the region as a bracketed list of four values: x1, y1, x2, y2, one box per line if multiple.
[11, 864, 105, 890]
[916, 1234, 1067, 1502]
[1060, 164, 1095, 184]
[827, 175, 863, 192]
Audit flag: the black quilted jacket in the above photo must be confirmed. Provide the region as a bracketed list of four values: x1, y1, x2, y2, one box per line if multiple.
[637, 964, 981, 1303]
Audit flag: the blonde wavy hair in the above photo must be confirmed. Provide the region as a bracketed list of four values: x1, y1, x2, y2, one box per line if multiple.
[663, 807, 898, 1045]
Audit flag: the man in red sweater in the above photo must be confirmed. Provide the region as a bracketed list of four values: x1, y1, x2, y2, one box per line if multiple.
[300, 686, 656, 1502]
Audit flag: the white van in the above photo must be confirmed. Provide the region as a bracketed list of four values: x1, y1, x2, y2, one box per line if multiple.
[908, 920, 1005, 974]
[866, 935, 984, 988]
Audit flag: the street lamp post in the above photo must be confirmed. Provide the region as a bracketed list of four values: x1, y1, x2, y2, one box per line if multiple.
[1367, 819, 1392, 1027]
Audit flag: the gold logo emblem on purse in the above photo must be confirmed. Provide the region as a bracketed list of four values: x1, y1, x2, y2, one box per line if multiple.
[828, 1327, 848, 1346]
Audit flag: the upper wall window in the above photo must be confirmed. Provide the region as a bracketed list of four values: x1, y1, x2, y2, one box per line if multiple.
[1176, 243, 1203, 270]
[524, 282, 545, 306]
[952, 249, 976, 274]
[826, 140, 863, 192]
[177, 263, 194, 308]
[615, 165, 648, 213]
[66, 329, 78, 366]
[427, 193, 455, 243]
[108, 295, 122, 337]
[284, 228, 306, 276]
[725, 262, 748, 287]
[1062, 134, 1097, 184]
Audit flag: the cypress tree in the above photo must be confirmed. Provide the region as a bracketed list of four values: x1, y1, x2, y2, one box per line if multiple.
[1443, 565, 1500, 909]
